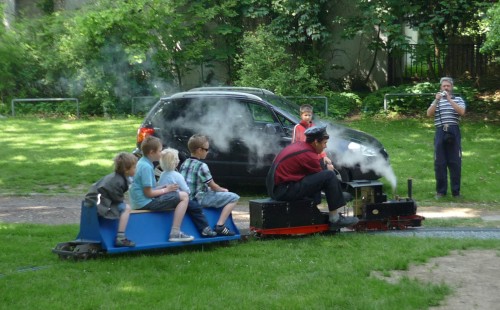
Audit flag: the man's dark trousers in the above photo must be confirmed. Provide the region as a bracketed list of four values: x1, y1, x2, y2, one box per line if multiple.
[434, 125, 462, 196]
[273, 170, 345, 211]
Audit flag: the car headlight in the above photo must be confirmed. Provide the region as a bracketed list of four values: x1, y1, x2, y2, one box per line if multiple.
[347, 142, 378, 157]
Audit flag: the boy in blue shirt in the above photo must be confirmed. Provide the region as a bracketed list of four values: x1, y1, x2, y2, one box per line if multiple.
[179, 134, 239, 236]
[130, 136, 194, 242]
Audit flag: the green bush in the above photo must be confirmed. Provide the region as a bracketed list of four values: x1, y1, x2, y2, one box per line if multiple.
[0, 17, 43, 113]
[362, 82, 481, 116]
[235, 27, 324, 97]
[321, 91, 362, 119]
[13, 101, 77, 118]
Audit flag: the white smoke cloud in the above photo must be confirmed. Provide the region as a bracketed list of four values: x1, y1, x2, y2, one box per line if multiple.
[324, 124, 397, 190]
[167, 97, 282, 166]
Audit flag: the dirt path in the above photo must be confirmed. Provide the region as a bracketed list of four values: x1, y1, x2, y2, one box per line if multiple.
[0, 195, 82, 225]
[371, 249, 500, 309]
[1, 195, 500, 309]
[0, 195, 252, 227]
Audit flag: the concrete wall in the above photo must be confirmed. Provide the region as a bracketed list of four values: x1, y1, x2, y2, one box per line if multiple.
[321, 0, 389, 90]
[59, 0, 85, 10]
[2, 0, 16, 28]
[14, 0, 42, 16]
[181, 62, 232, 91]
[4, 0, 85, 18]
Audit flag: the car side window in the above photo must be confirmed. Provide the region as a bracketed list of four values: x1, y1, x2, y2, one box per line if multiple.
[276, 114, 295, 129]
[248, 103, 276, 123]
[150, 99, 187, 123]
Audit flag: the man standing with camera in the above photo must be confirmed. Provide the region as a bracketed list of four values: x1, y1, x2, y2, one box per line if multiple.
[427, 77, 466, 199]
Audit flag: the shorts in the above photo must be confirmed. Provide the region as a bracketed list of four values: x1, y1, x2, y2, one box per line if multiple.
[117, 202, 126, 213]
[200, 191, 239, 208]
[141, 191, 180, 211]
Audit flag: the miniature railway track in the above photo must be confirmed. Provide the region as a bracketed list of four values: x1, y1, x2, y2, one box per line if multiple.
[360, 227, 500, 239]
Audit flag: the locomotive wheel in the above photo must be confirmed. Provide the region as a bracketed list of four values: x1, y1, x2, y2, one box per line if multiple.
[250, 231, 263, 239]
[73, 243, 102, 260]
[53, 242, 102, 261]
[58, 253, 73, 260]
[54, 242, 76, 260]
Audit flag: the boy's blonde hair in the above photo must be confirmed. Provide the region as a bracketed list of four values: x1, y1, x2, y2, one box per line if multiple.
[160, 148, 180, 172]
[187, 134, 209, 153]
[141, 136, 162, 156]
[299, 104, 313, 114]
[114, 152, 137, 175]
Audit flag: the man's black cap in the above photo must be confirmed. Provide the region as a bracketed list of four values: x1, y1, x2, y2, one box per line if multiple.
[304, 126, 329, 140]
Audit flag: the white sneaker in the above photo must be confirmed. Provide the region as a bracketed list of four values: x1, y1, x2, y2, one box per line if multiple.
[169, 231, 194, 242]
[329, 214, 359, 230]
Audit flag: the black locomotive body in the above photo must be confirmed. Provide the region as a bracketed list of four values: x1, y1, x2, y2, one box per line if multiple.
[250, 180, 424, 236]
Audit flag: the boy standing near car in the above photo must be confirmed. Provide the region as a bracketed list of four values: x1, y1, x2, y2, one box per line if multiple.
[130, 136, 194, 242]
[293, 104, 334, 171]
[179, 134, 239, 236]
[267, 126, 358, 230]
[426, 77, 466, 199]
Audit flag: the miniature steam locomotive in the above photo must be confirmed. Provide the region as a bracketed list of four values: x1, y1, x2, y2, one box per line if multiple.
[249, 179, 424, 237]
[52, 179, 423, 259]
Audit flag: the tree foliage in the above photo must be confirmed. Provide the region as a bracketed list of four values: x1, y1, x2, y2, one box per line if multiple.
[339, 0, 493, 82]
[235, 27, 323, 96]
[2, 0, 240, 115]
[480, 1, 500, 60]
[0, 16, 43, 111]
[0, 0, 496, 117]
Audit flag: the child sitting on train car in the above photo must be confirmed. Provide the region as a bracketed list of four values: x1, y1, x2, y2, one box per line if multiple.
[158, 148, 217, 237]
[179, 134, 239, 236]
[129, 136, 194, 242]
[83, 152, 137, 247]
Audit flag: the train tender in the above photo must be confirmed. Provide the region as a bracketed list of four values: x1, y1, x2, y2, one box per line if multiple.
[52, 202, 241, 260]
[249, 179, 424, 237]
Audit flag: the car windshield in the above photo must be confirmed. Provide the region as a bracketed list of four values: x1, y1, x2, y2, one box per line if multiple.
[261, 94, 301, 123]
[261, 93, 337, 129]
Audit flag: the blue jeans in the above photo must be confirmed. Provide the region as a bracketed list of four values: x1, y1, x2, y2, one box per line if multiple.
[141, 191, 180, 210]
[200, 191, 240, 208]
[117, 202, 126, 213]
[188, 199, 211, 232]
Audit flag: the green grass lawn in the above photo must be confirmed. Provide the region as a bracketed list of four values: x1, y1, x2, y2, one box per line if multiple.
[1, 223, 499, 309]
[1, 116, 500, 309]
[342, 118, 500, 206]
[0, 117, 140, 195]
[1, 117, 498, 205]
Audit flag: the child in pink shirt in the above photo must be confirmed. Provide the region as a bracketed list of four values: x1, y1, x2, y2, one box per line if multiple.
[292, 104, 334, 171]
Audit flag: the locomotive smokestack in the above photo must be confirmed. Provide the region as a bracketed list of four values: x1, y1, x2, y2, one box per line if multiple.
[407, 178, 413, 199]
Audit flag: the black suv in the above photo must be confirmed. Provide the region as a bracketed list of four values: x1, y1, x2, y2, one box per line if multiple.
[133, 87, 391, 186]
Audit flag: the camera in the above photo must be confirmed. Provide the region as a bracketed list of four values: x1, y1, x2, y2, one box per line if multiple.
[440, 91, 448, 97]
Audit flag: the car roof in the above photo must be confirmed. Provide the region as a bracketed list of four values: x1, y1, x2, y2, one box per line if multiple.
[188, 86, 275, 96]
[165, 90, 268, 102]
